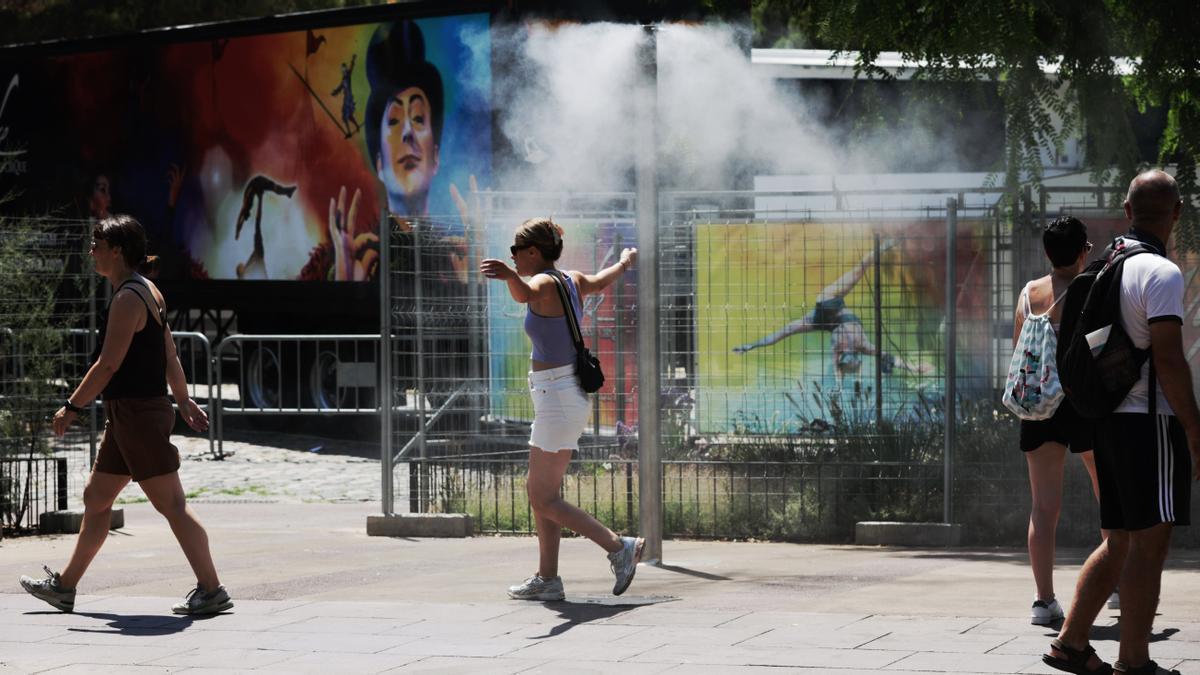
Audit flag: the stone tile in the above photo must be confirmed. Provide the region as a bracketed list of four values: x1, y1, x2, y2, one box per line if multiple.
[501, 622, 649, 643]
[380, 636, 532, 659]
[39, 666, 175, 674]
[0, 622, 72, 642]
[884, 651, 1044, 672]
[659, 667, 881, 675]
[144, 647, 296, 669]
[383, 620, 515, 640]
[627, 643, 912, 669]
[861, 631, 1013, 653]
[386, 656, 547, 674]
[609, 625, 768, 649]
[47, 627, 189, 647]
[507, 638, 660, 662]
[595, 607, 751, 627]
[269, 616, 417, 635]
[847, 615, 989, 635]
[519, 660, 675, 674]
[712, 611, 869, 632]
[261, 651, 423, 674]
[737, 627, 891, 650]
[269, 631, 416, 654]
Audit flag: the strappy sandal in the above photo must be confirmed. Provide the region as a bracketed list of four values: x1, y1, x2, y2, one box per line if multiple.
[1114, 660, 1180, 675]
[1043, 639, 1114, 674]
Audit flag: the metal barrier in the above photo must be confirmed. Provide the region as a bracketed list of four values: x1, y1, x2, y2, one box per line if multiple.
[0, 456, 69, 533]
[213, 334, 382, 458]
[171, 331, 216, 460]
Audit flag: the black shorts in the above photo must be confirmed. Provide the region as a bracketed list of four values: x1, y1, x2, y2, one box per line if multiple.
[1095, 413, 1192, 531]
[1019, 402, 1094, 453]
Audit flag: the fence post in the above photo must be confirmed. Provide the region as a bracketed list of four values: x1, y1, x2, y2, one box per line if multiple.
[380, 210, 394, 515]
[873, 232, 883, 427]
[944, 198, 958, 525]
[636, 24, 663, 563]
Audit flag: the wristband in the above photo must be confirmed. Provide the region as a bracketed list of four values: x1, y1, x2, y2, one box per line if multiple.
[63, 400, 85, 414]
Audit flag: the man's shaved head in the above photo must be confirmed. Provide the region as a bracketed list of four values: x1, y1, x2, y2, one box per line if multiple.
[1125, 170, 1181, 225]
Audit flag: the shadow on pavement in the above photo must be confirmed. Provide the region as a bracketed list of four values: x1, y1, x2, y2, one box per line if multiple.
[655, 564, 731, 581]
[524, 595, 678, 638]
[32, 611, 226, 635]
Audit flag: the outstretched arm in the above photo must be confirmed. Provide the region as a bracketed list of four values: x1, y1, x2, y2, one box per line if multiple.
[733, 317, 814, 353]
[575, 248, 636, 297]
[479, 260, 558, 305]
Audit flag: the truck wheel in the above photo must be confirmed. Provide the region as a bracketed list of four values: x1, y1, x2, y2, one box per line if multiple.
[244, 345, 281, 409]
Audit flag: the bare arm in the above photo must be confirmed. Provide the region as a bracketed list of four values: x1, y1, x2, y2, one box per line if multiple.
[733, 318, 813, 352]
[164, 321, 209, 432]
[575, 248, 637, 297]
[1149, 320, 1200, 478]
[479, 259, 558, 304]
[51, 292, 139, 436]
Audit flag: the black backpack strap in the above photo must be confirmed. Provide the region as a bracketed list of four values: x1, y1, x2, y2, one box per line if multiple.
[546, 271, 585, 355]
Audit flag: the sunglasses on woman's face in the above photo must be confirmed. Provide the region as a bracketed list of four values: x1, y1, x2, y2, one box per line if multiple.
[510, 243, 533, 256]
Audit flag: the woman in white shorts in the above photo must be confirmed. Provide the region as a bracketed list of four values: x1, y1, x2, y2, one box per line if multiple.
[480, 217, 643, 601]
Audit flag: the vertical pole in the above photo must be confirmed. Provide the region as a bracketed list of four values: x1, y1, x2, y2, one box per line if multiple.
[943, 198, 958, 524]
[414, 224, 427, 512]
[873, 232, 883, 428]
[87, 219, 98, 469]
[614, 232, 626, 428]
[636, 25, 662, 563]
[380, 211, 394, 515]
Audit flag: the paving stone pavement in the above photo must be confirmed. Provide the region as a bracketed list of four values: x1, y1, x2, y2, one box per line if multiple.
[59, 433, 386, 509]
[2, 502, 1199, 674]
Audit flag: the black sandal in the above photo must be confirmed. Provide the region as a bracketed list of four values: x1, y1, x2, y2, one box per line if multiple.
[1114, 660, 1180, 674]
[1043, 639, 1114, 674]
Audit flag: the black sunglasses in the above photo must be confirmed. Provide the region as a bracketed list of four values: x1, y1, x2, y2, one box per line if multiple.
[510, 243, 533, 256]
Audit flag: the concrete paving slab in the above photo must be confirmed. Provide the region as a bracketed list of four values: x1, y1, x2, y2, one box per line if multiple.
[2, 501, 1199, 674]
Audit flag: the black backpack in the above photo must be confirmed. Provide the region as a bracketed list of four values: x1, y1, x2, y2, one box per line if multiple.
[1058, 237, 1159, 419]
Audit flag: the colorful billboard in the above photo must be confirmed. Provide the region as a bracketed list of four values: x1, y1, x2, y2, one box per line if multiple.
[1, 13, 491, 282]
[695, 220, 991, 433]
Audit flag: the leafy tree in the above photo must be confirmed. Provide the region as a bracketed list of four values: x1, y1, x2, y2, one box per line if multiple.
[754, 0, 1200, 249]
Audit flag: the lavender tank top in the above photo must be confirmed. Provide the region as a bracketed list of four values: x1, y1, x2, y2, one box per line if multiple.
[524, 272, 582, 365]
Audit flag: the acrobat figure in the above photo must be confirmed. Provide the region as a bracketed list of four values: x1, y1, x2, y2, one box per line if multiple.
[733, 243, 932, 386]
[331, 54, 360, 138]
[235, 175, 296, 279]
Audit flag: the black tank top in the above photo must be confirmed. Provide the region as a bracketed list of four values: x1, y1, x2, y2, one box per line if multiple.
[99, 277, 168, 400]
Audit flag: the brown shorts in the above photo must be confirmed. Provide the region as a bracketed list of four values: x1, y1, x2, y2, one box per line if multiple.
[94, 397, 180, 481]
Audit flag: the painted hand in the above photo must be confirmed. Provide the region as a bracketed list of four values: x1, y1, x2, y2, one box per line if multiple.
[328, 186, 380, 281]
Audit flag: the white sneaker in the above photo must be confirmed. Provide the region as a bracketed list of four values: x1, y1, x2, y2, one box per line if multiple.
[1107, 591, 1120, 610]
[608, 536, 644, 596]
[507, 574, 565, 601]
[1031, 598, 1064, 625]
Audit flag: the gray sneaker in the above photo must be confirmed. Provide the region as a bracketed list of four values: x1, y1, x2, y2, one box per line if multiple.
[172, 584, 233, 615]
[608, 536, 644, 596]
[19, 565, 76, 612]
[507, 574, 565, 601]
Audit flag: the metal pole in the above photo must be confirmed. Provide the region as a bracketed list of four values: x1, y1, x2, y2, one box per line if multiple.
[873, 232, 883, 428]
[943, 198, 958, 524]
[87, 220, 98, 469]
[380, 211, 394, 515]
[413, 224, 427, 511]
[636, 25, 663, 563]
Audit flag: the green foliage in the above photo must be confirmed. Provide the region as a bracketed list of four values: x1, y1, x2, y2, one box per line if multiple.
[762, 0, 1200, 249]
[0, 208, 89, 530]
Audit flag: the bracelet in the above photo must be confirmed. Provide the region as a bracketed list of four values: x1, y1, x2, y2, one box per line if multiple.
[64, 400, 85, 414]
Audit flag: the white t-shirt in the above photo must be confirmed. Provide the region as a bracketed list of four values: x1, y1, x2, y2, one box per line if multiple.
[1114, 252, 1185, 414]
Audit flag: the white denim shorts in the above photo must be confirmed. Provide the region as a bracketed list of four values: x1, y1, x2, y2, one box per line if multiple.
[528, 365, 590, 452]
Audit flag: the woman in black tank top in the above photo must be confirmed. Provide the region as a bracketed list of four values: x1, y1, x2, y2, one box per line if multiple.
[21, 216, 233, 616]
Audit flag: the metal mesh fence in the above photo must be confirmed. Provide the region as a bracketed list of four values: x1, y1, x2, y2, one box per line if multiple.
[0, 217, 97, 532]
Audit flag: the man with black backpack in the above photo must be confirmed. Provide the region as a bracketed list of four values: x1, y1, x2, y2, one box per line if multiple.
[1045, 170, 1200, 675]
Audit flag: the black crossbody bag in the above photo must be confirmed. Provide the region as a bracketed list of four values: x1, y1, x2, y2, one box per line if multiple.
[547, 271, 605, 393]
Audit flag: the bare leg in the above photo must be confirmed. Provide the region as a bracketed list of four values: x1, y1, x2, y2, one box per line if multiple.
[734, 316, 815, 352]
[1117, 523, 1173, 667]
[139, 472, 220, 590]
[1076, 451, 1111, 542]
[1025, 442, 1067, 601]
[1051, 531, 1129, 669]
[527, 447, 622, 565]
[817, 247, 878, 302]
[59, 471, 131, 589]
[535, 511, 563, 578]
